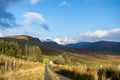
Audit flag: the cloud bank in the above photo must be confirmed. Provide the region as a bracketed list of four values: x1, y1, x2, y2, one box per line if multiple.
[53, 37, 76, 45]
[0, 0, 20, 29]
[53, 28, 120, 45]
[77, 28, 120, 42]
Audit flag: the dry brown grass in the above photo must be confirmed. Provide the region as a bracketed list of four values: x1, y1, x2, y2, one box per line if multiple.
[69, 53, 120, 67]
[0, 54, 45, 80]
[51, 63, 120, 80]
[69, 53, 120, 61]
[51, 64, 98, 80]
[1, 64, 44, 80]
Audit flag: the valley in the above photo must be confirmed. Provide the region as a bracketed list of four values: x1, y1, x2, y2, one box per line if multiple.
[0, 35, 120, 80]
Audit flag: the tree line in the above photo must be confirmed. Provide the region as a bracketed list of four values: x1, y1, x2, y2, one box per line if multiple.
[0, 40, 43, 62]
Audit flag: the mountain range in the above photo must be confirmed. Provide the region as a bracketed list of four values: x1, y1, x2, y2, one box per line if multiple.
[0, 35, 120, 55]
[42, 40, 120, 54]
[63, 41, 120, 53]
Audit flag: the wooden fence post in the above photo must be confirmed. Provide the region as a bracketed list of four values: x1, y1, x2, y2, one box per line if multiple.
[13, 60, 16, 68]
[5, 60, 8, 71]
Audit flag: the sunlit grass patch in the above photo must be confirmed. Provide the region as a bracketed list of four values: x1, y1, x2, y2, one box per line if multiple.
[0, 55, 45, 80]
[51, 64, 97, 80]
[51, 64, 120, 80]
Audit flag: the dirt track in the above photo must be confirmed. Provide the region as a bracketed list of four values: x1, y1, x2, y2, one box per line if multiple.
[44, 64, 72, 80]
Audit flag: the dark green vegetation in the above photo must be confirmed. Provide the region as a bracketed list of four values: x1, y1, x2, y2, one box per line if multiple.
[56, 69, 94, 80]
[41, 41, 63, 55]
[0, 40, 21, 57]
[0, 35, 43, 62]
[98, 68, 120, 80]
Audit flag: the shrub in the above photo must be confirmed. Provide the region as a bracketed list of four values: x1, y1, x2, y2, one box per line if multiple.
[97, 68, 106, 80]
[56, 69, 94, 80]
[105, 68, 116, 78]
[111, 71, 120, 80]
[98, 67, 120, 80]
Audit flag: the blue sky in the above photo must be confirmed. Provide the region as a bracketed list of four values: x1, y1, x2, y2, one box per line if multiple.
[0, 0, 120, 44]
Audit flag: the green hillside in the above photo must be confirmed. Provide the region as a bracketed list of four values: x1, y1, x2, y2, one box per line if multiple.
[0, 35, 43, 62]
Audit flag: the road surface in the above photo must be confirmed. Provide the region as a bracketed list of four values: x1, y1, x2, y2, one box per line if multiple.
[44, 65, 52, 80]
[44, 64, 72, 80]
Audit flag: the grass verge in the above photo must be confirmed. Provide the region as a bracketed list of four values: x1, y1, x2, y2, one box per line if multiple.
[47, 65, 59, 80]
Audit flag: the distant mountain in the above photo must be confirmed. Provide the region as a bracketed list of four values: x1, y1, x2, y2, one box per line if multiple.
[63, 41, 120, 53]
[41, 40, 63, 55]
[41, 40, 120, 53]
[64, 42, 91, 48]
[1, 35, 120, 56]
[87, 41, 120, 52]
[42, 41, 62, 49]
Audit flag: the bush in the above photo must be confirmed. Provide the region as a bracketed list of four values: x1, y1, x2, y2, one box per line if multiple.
[98, 68, 120, 80]
[111, 72, 120, 80]
[97, 68, 106, 80]
[105, 68, 116, 78]
[57, 69, 94, 80]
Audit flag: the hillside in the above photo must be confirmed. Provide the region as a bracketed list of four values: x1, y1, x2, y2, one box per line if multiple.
[41, 41, 63, 55]
[1, 35, 120, 61]
[41, 40, 120, 54]
[0, 35, 43, 62]
[63, 41, 120, 53]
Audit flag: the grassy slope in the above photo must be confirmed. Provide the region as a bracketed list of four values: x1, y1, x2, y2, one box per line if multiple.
[49, 53, 120, 80]
[43, 52, 120, 67]
[0, 55, 45, 80]
[0, 35, 41, 51]
[0, 35, 43, 62]
[68, 53, 120, 67]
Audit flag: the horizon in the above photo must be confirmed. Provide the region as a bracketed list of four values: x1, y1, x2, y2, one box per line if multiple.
[0, 0, 120, 44]
[1, 34, 120, 45]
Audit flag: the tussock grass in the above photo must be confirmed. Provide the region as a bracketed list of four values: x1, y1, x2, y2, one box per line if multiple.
[51, 64, 97, 80]
[0, 54, 45, 80]
[98, 67, 120, 80]
[51, 64, 120, 80]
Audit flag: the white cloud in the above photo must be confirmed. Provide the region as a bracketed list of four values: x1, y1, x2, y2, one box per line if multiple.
[111, 28, 120, 33]
[60, 1, 70, 7]
[76, 28, 120, 42]
[53, 37, 76, 45]
[29, 0, 42, 4]
[0, 33, 3, 37]
[22, 12, 45, 26]
[52, 28, 120, 44]
[53, 38, 62, 44]
[22, 12, 49, 31]
[83, 30, 108, 38]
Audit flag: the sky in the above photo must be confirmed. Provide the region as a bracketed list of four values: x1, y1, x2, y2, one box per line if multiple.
[0, 0, 120, 44]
